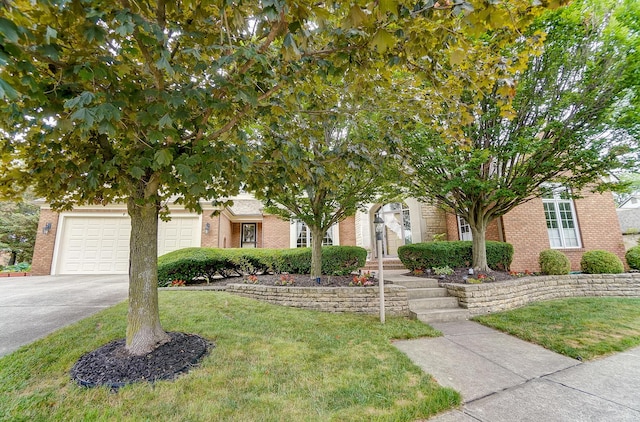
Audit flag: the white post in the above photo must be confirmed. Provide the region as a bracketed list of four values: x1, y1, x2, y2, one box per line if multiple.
[377, 238, 385, 324]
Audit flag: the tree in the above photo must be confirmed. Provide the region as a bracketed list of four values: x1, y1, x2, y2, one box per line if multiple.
[0, 199, 38, 266]
[247, 77, 396, 277]
[401, 0, 639, 271]
[0, 0, 558, 355]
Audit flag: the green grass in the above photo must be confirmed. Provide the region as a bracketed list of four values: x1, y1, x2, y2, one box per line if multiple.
[473, 297, 640, 360]
[0, 292, 460, 421]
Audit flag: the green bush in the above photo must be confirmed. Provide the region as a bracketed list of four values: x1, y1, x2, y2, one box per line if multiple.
[539, 249, 571, 275]
[625, 246, 640, 270]
[580, 250, 624, 274]
[157, 246, 367, 286]
[397, 241, 513, 271]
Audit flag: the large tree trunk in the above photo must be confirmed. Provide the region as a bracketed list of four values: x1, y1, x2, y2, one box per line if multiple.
[470, 219, 489, 272]
[125, 197, 170, 355]
[310, 226, 324, 278]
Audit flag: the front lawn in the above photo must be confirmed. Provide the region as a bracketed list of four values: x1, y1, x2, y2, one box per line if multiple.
[0, 291, 460, 421]
[473, 297, 640, 360]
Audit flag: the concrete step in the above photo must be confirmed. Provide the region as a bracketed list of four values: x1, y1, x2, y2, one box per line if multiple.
[407, 288, 450, 300]
[409, 297, 461, 310]
[411, 308, 470, 323]
[389, 278, 439, 289]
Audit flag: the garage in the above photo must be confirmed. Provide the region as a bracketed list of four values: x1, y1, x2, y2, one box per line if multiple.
[53, 214, 200, 275]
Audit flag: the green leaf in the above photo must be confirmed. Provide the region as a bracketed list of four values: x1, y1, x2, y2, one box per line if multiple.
[0, 79, 19, 100]
[130, 166, 145, 179]
[158, 113, 173, 129]
[45, 26, 57, 44]
[0, 18, 19, 43]
[154, 149, 173, 166]
[370, 29, 396, 53]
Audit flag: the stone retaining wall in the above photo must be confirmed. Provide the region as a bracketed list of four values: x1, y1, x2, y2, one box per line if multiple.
[443, 273, 640, 316]
[225, 284, 410, 316]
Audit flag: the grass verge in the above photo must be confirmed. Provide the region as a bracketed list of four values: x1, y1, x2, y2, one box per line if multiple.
[473, 297, 640, 360]
[0, 291, 460, 421]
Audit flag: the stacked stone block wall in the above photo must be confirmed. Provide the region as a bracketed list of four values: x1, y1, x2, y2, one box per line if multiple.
[225, 284, 410, 316]
[444, 273, 640, 316]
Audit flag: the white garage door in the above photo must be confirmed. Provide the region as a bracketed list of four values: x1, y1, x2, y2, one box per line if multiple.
[55, 215, 200, 275]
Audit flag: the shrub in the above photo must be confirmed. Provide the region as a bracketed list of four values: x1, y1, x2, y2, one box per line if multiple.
[580, 250, 624, 274]
[625, 246, 640, 270]
[157, 246, 367, 286]
[539, 249, 571, 275]
[398, 241, 513, 271]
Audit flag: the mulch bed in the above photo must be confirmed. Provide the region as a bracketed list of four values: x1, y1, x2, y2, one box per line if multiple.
[411, 267, 532, 284]
[71, 332, 211, 390]
[183, 273, 377, 288]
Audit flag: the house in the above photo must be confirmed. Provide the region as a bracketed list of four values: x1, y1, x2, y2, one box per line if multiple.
[616, 193, 640, 251]
[31, 189, 626, 275]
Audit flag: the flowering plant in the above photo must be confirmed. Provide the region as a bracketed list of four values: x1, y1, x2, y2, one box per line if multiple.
[244, 274, 259, 284]
[351, 272, 374, 287]
[275, 273, 295, 286]
[170, 280, 186, 287]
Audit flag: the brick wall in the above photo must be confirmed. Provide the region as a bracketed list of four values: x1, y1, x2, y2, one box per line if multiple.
[262, 215, 291, 248]
[503, 191, 626, 272]
[421, 204, 447, 241]
[200, 213, 218, 248]
[225, 284, 410, 316]
[31, 209, 60, 275]
[339, 216, 356, 246]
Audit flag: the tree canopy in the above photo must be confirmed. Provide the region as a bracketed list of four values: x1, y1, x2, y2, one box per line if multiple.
[400, 0, 639, 271]
[0, 0, 563, 354]
[0, 198, 38, 266]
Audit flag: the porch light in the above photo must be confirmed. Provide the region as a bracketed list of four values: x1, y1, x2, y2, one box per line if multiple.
[374, 215, 385, 324]
[43, 222, 52, 235]
[204, 222, 210, 234]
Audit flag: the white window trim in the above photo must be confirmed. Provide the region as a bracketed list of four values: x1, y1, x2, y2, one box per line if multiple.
[289, 220, 340, 248]
[542, 186, 582, 249]
[457, 215, 472, 241]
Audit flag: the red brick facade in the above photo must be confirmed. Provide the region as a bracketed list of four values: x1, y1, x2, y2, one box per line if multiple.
[32, 191, 625, 275]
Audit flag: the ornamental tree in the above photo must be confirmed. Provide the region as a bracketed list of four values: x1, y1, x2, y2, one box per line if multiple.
[0, 198, 39, 266]
[401, 0, 639, 271]
[247, 76, 397, 278]
[0, 0, 558, 355]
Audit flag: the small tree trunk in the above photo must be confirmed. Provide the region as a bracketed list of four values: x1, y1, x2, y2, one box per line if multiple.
[470, 220, 490, 272]
[310, 227, 324, 278]
[125, 198, 170, 355]
[8, 251, 16, 266]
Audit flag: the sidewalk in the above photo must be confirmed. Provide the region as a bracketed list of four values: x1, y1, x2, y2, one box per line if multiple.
[394, 321, 640, 421]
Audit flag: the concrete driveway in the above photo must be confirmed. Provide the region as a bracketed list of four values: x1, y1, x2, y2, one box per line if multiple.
[0, 275, 129, 357]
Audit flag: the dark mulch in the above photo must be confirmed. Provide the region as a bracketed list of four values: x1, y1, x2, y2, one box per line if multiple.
[71, 332, 211, 390]
[411, 267, 534, 284]
[185, 273, 377, 288]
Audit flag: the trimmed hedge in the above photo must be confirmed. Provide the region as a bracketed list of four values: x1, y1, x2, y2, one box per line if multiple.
[539, 249, 571, 275]
[580, 250, 624, 274]
[626, 246, 640, 270]
[157, 246, 367, 286]
[398, 241, 513, 271]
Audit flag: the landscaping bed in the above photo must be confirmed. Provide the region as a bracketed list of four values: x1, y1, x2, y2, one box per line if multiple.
[171, 272, 378, 288]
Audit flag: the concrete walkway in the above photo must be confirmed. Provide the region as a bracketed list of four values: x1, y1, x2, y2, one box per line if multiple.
[383, 270, 640, 420]
[395, 321, 640, 421]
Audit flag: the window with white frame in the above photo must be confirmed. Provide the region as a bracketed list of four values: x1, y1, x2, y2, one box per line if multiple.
[457, 215, 472, 241]
[295, 220, 333, 247]
[542, 186, 581, 248]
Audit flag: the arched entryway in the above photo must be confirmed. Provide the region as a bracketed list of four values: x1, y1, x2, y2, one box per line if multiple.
[372, 202, 412, 257]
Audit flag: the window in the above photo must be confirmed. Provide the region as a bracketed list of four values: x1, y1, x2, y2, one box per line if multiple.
[241, 223, 257, 248]
[295, 221, 333, 247]
[542, 186, 581, 248]
[457, 216, 472, 241]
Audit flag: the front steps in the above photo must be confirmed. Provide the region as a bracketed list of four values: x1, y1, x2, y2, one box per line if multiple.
[383, 271, 470, 323]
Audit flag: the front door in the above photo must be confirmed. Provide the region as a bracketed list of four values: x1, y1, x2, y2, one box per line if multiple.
[375, 202, 412, 257]
[241, 223, 257, 248]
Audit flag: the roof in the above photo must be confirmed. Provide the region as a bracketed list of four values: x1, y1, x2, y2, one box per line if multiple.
[227, 199, 264, 216]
